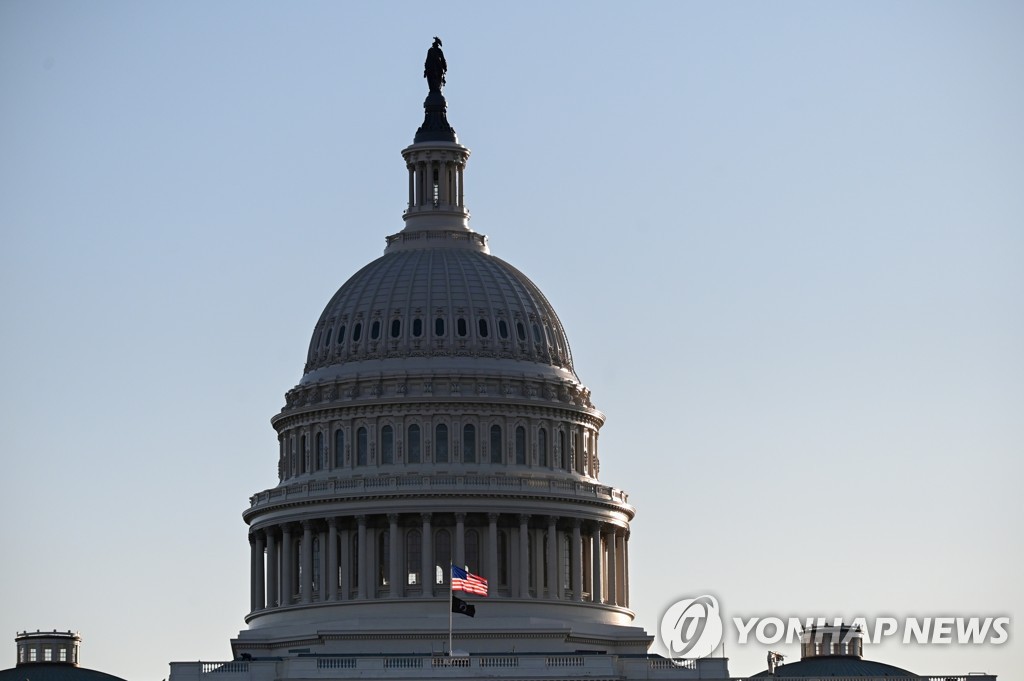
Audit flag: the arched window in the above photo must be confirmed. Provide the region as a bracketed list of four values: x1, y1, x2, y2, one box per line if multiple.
[434, 317, 445, 337]
[412, 318, 423, 337]
[316, 432, 326, 470]
[560, 430, 568, 472]
[498, 319, 509, 339]
[478, 318, 489, 338]
[516, 321, 526, 341]
[290, 437, 297, 476]
[381, 425, 394, 465]
[434, 529, 451, 585]
[532, 323, 542, 343]
[352, 322, 362, 342]
[370, 320, 381, 340]
[407, 424, 421, 463]
[538, 427, 549, 467]
[489, 425, 503, 464]
[456, 318, 468, 337]
[570, 430, 577, 472]
[434, 423, 448, 463]
[325, 327, 332, 346]
[378, 531, 390, 586]
[301, 435, 308, 474]
[463, 424, 476, 463]
[515, 426, 526, 465]
[356, 427, 368, 466]
[334, 428, 345, 468]
[406, 530, 421, 585]
[337, 324, 346, 345]
[390, 319, 401, 338]
[465, 529, 480, 574]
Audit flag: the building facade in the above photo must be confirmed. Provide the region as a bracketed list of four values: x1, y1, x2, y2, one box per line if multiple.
[168, 45, 730, 681]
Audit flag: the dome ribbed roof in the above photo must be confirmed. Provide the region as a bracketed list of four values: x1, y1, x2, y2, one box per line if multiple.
[301, 238, 575, 385]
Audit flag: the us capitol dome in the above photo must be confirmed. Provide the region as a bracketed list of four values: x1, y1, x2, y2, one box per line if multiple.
[168, 40, 730, 681]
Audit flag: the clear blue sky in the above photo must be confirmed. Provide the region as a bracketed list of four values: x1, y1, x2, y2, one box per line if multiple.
[1, 2, 1021, 679]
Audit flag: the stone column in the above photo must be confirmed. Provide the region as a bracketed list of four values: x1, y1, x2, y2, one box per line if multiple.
[533, 529, 544, 598]
[546, 517, 558, 599]
[327, 518, 339, 602]
[300, 521, 314, 604]
[317, 526, 327, 600]
[590, 524, 603, 604]
[616, 532, 626, 607]
[454, 513, 466, 569]
[572, 519, 584, 602]
[421, 513, 433, 598]
[265, 529, 278, 608]
[457, 164, 464, 208]
[407, 165, 415, 208]
[518, 514, 530, 598]
[281, 524, 294, 606]
[618, 532, 626, 606]
[388, 514, 401, 598]
[339, 526, 351, 600]
[250, 531, 265, 612]
[606, 527, 618, 606]
[356, 515, 368, 600]
[487, 513, 499, 592]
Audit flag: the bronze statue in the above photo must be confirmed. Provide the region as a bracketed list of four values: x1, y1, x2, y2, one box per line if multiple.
[424, 37, 447, 92]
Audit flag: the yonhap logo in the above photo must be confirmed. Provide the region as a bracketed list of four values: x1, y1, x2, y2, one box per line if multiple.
[660, 595, 724, 659]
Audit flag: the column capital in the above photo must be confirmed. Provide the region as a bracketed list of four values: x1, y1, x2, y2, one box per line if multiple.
[356, 514, 368, 525]
[518, 513, 530, 525]
[326, 516, 338, 528]
[487, 512, 499, 522]
[387, 513, 399, 523]
[420, 512, 432, 523]
[301, 519, 314, 531]
[571, 518, 582, 529]
[546, 515, 558, 526]
[455, 512, 466, 522]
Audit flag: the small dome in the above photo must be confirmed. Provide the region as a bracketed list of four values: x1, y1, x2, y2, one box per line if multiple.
[301, 234, 575, 385]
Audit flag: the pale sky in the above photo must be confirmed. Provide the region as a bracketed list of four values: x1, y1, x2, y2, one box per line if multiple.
[1, 2, 1021, 679]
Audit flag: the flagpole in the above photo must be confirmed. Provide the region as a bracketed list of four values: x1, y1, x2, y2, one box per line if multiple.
[448, 562, 454, 655]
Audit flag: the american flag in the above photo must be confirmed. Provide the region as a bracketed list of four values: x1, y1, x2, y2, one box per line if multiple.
[451, 565, 488, 596]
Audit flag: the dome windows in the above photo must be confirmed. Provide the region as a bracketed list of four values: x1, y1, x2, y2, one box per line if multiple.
[434, 317, 446, 337]
[370, 320, 381, 340]
[489, 425, 503, 464]
[324, 328, 333, 346]
[381, 425, 395, 465]
[435, 424, 449, 463]
[498, 319, 509, 339]
[352, 323, 363, 343]
[356, 427, 368, 466]
[337, 325, 346, 345]
[463, 424, 476, 463]
[515, 426, 526, 465]
[456, 318, 468, 337]
[390, 319, 401, 338]
[407, 424, 421, 463]
[478, 318, 489, 338]
[412, 318, 423, 337]
[516, 321, 527, 342]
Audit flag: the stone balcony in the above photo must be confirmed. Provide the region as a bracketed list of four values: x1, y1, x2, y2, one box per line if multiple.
[170, 654, 725, 681]
[246, 472, 631, 514]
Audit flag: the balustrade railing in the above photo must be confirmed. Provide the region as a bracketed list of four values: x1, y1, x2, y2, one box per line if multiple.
[249, 472, 629, 508]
